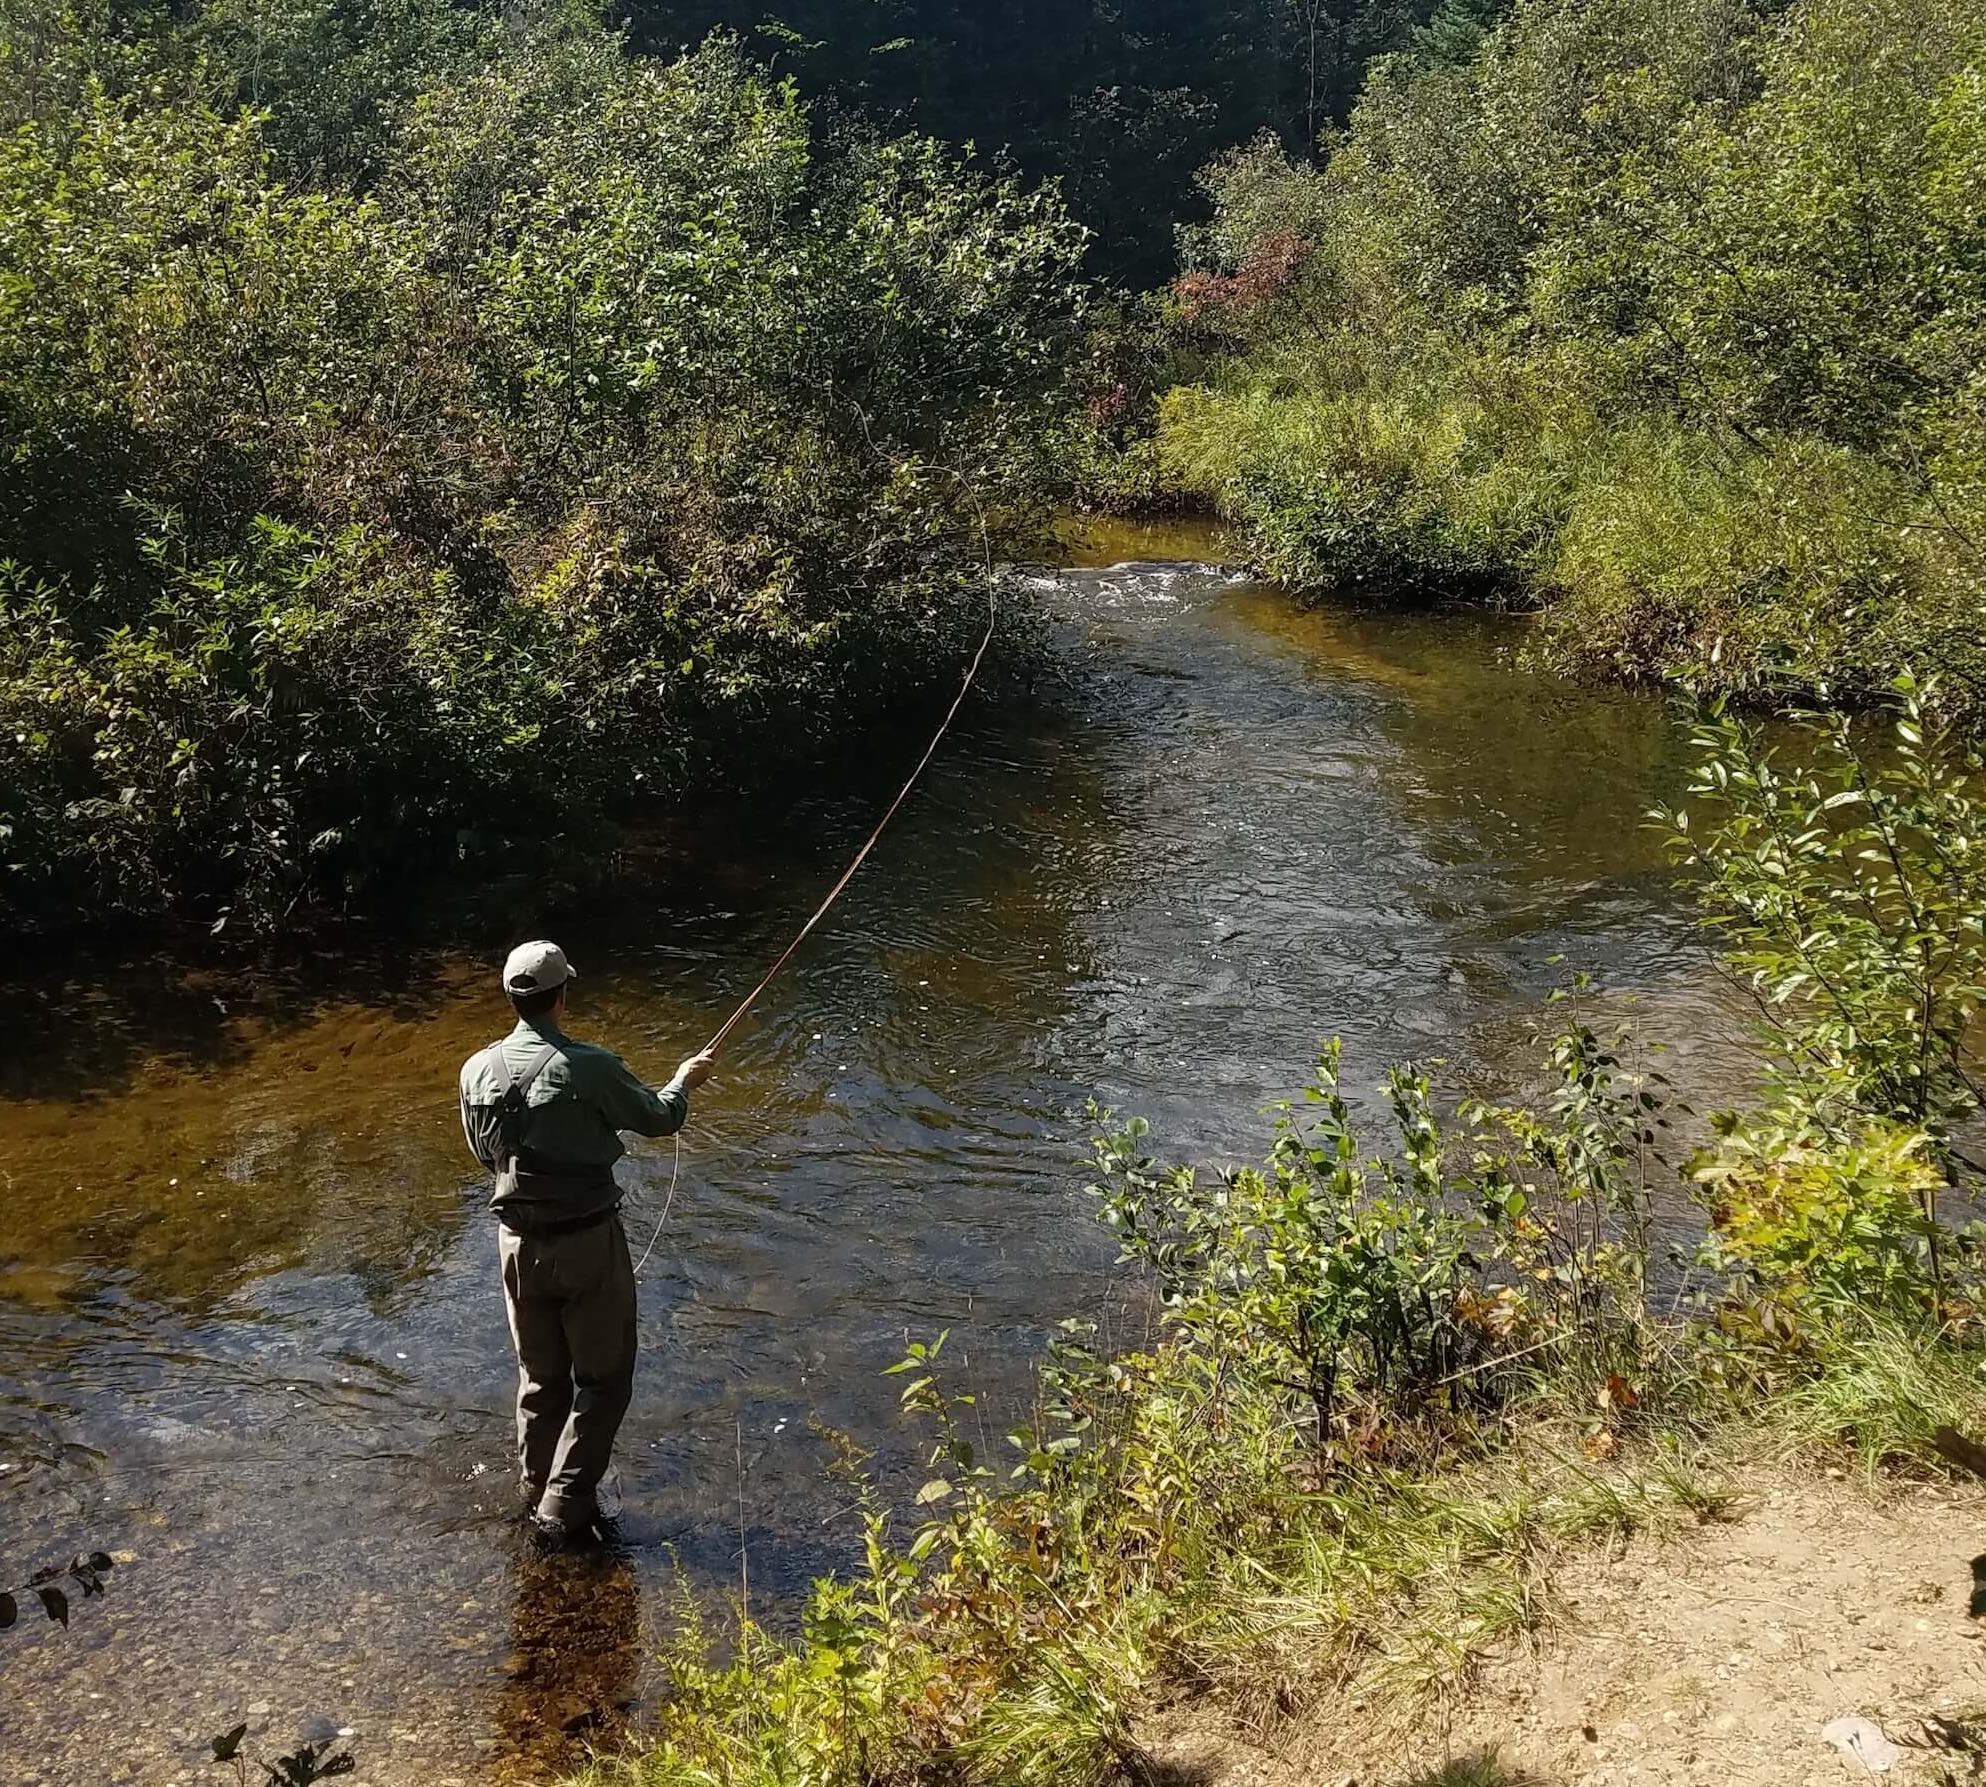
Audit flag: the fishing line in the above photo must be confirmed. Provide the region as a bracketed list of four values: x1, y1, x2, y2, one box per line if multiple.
[701, 573, 1001, 1059]
[633, 545, 1001, 1279]
[632, 1132, 682, 1279]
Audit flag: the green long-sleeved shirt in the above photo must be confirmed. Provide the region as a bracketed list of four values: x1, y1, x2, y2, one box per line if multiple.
[460, 1018, 689, 1220]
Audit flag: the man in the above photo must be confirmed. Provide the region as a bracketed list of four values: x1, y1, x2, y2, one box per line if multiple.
[460, 940, 715, 1545]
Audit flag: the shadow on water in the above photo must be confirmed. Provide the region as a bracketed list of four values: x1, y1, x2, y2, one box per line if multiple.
[0, 519, 1750, 1783]
[494, 1544, 642, 1775]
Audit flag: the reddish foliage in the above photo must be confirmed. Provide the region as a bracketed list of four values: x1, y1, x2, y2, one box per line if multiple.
[1173, 231, 1311, 326]
[1086, 381, 1132, 427]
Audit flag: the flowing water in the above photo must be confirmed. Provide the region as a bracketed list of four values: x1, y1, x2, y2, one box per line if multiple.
[0, 521, 1755, 1783]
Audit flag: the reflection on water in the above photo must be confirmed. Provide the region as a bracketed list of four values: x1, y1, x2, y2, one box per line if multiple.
[0, 522, 1753, 1781]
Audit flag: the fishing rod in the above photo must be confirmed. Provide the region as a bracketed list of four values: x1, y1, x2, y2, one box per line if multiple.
[701, 580, 1001, 1060]
[634, 558, 1002, 1277]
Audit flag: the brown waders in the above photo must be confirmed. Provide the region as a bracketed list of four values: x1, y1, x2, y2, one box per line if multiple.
[499, 1209, 637, 1528]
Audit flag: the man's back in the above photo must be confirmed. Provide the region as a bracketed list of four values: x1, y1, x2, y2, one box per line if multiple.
[460, 1020, 690, 1224]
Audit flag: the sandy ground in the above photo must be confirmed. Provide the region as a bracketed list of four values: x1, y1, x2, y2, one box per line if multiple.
[1142, 1475, 1986, 1787]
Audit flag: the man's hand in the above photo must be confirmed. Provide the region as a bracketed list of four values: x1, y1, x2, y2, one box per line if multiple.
[674, 1050, 717, 1093]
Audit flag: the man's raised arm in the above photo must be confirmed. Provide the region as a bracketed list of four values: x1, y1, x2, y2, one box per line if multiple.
[593, 1048, 716, 1137]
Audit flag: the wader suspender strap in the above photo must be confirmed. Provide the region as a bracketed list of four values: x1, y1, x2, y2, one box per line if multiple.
[491, 1040, 561, 1177]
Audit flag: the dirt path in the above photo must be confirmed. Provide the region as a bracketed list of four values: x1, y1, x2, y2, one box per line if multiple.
[1144, 1476, 1986, 1787]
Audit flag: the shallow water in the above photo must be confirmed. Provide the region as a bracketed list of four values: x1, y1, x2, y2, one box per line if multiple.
[0, 521, 1754, 1782]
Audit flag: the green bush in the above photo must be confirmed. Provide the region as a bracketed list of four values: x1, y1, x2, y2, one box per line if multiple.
[1158, 371, 1568, 596]
[1661, 684, 1986, 1143]
[1155, 0, 1986, 710]
[1091, 1014, 1660, 1452]
[1657, 685, 1986, 1348]
[1693, 1108, 1944, 1340]
[0, 519, 552, 917]
[0, 10, 1089, 925]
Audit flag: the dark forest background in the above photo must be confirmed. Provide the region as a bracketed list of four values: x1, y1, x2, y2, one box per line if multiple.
[622, 0, 1489, 276]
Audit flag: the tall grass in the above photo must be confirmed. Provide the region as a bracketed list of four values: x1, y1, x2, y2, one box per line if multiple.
[1156, 370, 1978, 710]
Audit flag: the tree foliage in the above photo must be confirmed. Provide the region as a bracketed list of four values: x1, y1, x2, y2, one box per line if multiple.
[0, 3, 1088, 926]
[1157, 0, 1986, 710]
[625, 0, 1466, 281]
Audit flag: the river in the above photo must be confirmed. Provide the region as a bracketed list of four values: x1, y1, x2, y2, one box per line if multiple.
[0, 519, 1753, 1783]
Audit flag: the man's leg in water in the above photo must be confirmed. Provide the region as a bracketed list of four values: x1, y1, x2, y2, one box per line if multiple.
[537, 1214, 637, 1531]
[501, 1228, 573, 1510]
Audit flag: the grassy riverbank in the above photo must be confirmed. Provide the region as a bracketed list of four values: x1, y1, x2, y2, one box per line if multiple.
[580, 1255, 1986, 1786]
[1142, 0, 1986, 719]
[575, 691, 1986, 1784]
[584, 1331, 1986, 1787]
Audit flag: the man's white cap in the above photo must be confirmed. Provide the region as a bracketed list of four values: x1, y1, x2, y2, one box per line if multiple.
[503, 940, 577, 995]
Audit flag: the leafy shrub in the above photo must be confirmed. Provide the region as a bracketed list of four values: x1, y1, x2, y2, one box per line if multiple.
[0, 12, 1089, 927]
[0, 520, 530, 918]
[1693, 1107, 1944, 1340]
[1661, 682, 1986, 1147]
[1661, 683, 1986, 1346]
[1154, 0, 1986, 707]
[1091, 1020, 1659, 1451]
